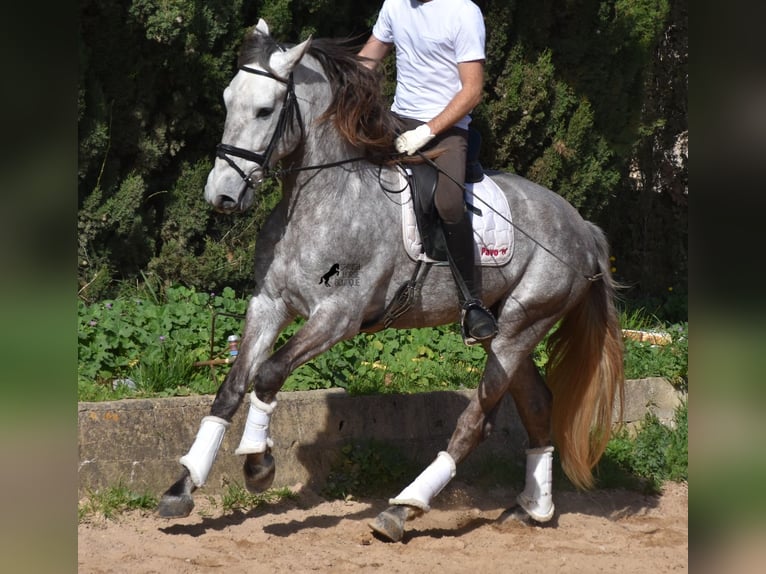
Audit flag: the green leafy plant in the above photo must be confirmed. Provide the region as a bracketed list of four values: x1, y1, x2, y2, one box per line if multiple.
[219, 483, 296, 513]
[78, 287, 688, 401]
[78, 285, 247, 401]
[597, 401, 688, 492]
[78, 484, 157, 522]
[283, 324, 485, 396]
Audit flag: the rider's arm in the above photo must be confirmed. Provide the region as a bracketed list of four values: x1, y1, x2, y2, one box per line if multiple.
[358, 35, 392, 70]
[425, 59, 484, 135]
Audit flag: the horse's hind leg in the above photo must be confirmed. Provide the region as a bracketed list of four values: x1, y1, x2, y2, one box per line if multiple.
[370, 347, 514, 541]
[503, 355, 556, 522]
[446, 355, 557, 523]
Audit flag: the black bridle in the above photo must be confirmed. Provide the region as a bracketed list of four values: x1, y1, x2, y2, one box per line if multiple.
[215, 65, 305, 187]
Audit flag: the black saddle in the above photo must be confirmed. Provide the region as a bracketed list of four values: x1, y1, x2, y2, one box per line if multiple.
[404, 128, 485, 262]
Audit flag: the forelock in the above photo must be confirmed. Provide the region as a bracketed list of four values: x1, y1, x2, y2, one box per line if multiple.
[237, 27, 284, 70]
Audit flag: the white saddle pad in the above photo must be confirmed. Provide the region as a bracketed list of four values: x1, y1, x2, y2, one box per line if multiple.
[400, 172, 514, 266]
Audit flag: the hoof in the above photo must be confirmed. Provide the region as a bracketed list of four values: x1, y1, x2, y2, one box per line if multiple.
[158, 493, 194, 518]
[497, 504, 555, 527]
[243, 451, 276, 493]
[369, 505, 420, 542]
[516, 495, 555, 523]
[158, 471, 195, 518]
[497, 504, 533, 526]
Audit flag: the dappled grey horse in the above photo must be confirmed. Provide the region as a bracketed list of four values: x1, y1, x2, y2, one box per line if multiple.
[159, 20, 624, 542]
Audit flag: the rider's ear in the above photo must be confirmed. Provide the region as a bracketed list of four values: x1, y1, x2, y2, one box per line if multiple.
[270, 37, 312, 79]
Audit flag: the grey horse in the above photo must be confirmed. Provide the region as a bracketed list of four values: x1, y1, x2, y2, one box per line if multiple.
[158, 20, 624, 543]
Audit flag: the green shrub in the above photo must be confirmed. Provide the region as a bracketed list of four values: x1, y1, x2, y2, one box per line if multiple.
[78, 286, 688, 401]
[599, 401, 688, 492]
[78, 285, 247, 400]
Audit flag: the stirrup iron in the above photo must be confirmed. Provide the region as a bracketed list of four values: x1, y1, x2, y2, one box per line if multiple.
[460, 299, 498, 345]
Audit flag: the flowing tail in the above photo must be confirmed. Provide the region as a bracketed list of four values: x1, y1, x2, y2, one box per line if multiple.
[545, 222, 625, 489]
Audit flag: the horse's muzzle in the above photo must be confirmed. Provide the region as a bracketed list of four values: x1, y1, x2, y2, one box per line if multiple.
[213, 193, 241, 213]
[209, 184, 255, 214]
[205, 170, 256, 213]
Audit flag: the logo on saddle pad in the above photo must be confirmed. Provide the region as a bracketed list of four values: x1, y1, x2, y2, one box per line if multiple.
[481, 246, 509, 258]
[401, 174, 514, 266]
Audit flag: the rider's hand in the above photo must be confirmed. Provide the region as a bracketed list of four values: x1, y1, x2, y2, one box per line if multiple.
[395, 124, 435, 155]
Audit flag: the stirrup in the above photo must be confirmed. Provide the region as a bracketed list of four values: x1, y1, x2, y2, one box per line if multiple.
[460, 300, 498, 345]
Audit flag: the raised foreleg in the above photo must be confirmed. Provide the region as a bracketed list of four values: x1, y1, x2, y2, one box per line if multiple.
[227, 304, 364, 494]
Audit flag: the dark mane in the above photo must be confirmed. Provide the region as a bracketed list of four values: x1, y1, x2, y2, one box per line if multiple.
[307, 38, 402, 162]
[238, 30, 401, 163]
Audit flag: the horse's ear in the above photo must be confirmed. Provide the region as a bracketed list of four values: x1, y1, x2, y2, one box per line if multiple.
[254, 18, 270, 37]
[271, 36, 312, 78]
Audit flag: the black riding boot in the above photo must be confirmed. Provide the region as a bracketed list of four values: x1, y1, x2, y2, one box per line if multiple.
[442, 213, 498, 344]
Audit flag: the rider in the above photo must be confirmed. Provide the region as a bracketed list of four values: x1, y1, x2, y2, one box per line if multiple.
[358, 0, 497, 343]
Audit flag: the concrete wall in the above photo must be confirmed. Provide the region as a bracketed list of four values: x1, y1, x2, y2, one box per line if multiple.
[78, 378, 684, 497]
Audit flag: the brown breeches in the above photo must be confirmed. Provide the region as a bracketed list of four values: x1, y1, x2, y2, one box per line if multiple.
[395, 115, 468, 225]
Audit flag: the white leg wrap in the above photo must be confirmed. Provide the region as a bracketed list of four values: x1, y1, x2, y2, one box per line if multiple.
[179, 416, 230, 488]
[516, 446, 555, 522]
[389, 451, 456, 512]
[235, 391, 277, 455]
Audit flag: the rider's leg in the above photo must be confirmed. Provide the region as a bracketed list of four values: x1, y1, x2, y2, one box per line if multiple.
[433, 128, 497, 343]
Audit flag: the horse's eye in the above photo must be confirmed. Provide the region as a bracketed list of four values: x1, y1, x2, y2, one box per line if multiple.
[256, 108, 274, 119]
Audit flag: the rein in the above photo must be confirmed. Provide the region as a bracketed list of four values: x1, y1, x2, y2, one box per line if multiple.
[414, 151, 603, 283]
[270, 156, 368, 179]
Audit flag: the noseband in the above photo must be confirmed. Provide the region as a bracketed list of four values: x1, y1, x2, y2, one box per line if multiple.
[215, 65, 304, 187]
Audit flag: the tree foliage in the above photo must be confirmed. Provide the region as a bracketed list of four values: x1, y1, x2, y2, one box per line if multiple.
[78, 0, 687, 314]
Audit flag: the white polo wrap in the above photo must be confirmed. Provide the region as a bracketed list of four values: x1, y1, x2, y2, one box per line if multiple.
[517, 445, 555, 522]
[235, 391, 277, 455]
[389, 451, 456, 511]
[179, 415, 230, 488]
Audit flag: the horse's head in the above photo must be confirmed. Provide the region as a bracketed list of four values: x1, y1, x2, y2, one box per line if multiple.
[205, 19, 311, 213]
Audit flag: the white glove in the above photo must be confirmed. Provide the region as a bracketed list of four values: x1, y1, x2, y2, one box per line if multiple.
[395, 124, 435, 155]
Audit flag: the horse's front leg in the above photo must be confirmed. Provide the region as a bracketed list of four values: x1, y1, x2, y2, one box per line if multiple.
[231, 305, 362, 494]
[158, 296, 290, 518]
[157, 354, 252, 517]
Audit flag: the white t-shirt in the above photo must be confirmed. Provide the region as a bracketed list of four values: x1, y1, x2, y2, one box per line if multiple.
[372, 0, 486, 130]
